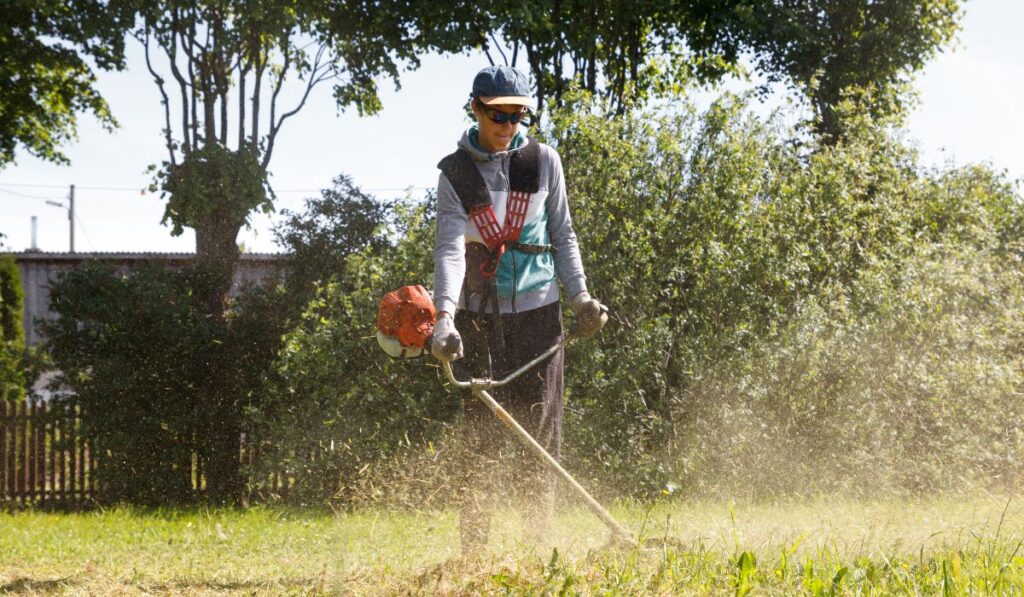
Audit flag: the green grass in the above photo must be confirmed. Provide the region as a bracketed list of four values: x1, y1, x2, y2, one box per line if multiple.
[2, 493, 1023, 595]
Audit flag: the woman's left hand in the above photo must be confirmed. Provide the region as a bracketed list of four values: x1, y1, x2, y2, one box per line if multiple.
[569, 292, 608, 338]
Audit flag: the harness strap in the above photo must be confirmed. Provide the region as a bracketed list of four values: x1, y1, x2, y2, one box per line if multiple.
[437, 141, 549, 358]
[508, 242, 557, 255]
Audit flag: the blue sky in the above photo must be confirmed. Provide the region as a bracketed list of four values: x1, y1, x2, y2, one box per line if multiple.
[1, 0, 1022, 254]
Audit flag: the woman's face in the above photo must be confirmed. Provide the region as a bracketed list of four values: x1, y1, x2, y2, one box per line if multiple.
[473, 102, 526, 153]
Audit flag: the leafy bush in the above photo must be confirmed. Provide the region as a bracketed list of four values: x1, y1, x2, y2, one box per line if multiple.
[246, 198, 458, 505]
[43, 264, 210, 504]
[0, 253, 26, 401]
[232, 91, 1024, 503]
[679, 241, 1024, 497]
[546, 91, 1024, 497]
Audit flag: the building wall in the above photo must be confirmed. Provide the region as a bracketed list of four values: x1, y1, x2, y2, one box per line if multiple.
[12, 252, 285, 346]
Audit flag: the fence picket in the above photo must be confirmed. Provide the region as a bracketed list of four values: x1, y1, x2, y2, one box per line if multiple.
[40, 402, 48, 509]
[3, 399, 274, 508]
[18, 400, 27, 502]
[5, 401, 14, 500]
[66, 403, 76, 507]
[29, 398, 37, 503]
[77, 405, 86, 505]
[1, 401, 6, 500]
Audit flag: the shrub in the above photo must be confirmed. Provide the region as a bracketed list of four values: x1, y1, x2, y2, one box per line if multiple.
[43, 264, 209, 504]
[0, 253, 26, 402]
[251, 90, 1024, 502]
[247, 198, 459, 505]
[548, 91, 1024, 497]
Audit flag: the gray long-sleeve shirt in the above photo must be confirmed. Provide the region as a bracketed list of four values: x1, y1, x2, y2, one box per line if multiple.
[433, 129, 588, 316]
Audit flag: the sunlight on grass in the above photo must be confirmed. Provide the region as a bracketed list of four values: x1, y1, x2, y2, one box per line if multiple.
[2, 493, 1023, 594]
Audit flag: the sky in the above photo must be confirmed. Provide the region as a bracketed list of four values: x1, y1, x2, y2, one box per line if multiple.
[1, 0, 1022, 255]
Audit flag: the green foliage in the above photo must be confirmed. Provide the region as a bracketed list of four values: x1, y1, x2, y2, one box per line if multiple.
[685, 242, 1024, 497]
[0, 254, 26, 401]
[470, 0, 963, 132]
[248, 197, 458, 504]
[0, 254, 24, 346]
[42, 264, 210, 504]
[543, 90, 1023, 498]
[153, 144, 273, 238]
[0, 0, 133, 167]
[733, 0, 964, 138]
[37, 260, 310, 506]
[250, 89, 1023, 503]
[272, 175, 391, 305]
[481, 1, 746, 112]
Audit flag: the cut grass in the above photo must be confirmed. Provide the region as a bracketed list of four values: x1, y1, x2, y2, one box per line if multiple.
[2, 493, 1023, 595]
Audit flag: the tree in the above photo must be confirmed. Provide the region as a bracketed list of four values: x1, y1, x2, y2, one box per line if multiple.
[0, 0, 134, 167]
[134, 1, 483, 502]
[476, 1, 962, 136]
[273, 175, 391, 307]
[478, 1, 750, 113]
[732, 0, 963, 140]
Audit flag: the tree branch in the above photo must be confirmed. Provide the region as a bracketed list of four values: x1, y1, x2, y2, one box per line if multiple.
[167, 8, 192, 155]
[140, 30, 177, 167]
[214, 10, 228, 146]
[237, 63, 248, 150]
[184, 13, 200, 151]
[483, 41, 496, 66]
[489, 32, 509, 66]
[263, 39, 293, 167]
[251, 46, 264, 158]
[262, 42, 330, 170]
[201, 11, 216, 145]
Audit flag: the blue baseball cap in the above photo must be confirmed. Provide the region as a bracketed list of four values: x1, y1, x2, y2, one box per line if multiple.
[471, 65, 536, 109]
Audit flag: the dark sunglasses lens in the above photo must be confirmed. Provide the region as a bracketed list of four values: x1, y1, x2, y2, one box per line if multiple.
[489, 110, 529, 125]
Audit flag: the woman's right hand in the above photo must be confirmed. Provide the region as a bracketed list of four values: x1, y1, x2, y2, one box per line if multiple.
[431, 312, 464, 361]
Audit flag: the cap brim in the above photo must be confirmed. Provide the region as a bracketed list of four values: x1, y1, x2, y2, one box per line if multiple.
[477, 95, 537, 109]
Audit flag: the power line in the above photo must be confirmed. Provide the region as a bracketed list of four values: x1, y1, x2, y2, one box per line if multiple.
[0, 187, 66, 200]
[0, 181, 433, 193]
[74, 213, 96, 252]
[0, 182, 65, 188]
[0, 182, 146, 191]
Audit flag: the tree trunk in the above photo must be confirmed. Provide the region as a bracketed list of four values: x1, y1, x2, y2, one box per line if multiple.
[193, 208, 245, 505]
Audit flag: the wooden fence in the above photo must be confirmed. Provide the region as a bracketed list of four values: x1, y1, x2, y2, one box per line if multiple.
[2, 399, 295, 508]
[0, 398, 97, 508]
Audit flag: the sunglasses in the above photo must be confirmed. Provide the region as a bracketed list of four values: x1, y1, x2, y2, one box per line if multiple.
[484, 107, 532, 126]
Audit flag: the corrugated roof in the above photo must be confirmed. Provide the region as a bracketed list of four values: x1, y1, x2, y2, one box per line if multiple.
[8, 250, 286, 261]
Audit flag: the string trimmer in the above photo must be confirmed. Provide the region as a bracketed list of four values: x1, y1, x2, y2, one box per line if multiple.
[376, 285, 637, 547]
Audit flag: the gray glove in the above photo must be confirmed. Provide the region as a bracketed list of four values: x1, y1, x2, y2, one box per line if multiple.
[570, 291, 608, 338]
[431, 312, 464, 361]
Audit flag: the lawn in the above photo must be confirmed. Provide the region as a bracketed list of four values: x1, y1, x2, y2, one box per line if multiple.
[2, 493, 1023, 595]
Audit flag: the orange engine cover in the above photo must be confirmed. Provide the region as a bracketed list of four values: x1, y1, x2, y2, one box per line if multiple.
[376, 285, 436, 349]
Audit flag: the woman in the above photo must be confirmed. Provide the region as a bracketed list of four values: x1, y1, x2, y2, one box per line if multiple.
[431, 65, 606, 554]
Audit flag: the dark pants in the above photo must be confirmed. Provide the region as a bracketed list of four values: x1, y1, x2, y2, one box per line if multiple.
[453, 301, 564, 552]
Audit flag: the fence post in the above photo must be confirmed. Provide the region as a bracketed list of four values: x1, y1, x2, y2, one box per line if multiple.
[1, 401, 7, 501]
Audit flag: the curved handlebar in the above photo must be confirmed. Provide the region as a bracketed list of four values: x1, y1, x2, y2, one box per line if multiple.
[439, 333, 575, 390]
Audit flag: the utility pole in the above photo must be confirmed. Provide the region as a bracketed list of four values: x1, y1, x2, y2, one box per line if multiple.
[46, 184, 76, 252]
[69, 184, 75, 253]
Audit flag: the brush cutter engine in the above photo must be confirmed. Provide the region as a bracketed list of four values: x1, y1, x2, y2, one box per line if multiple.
[375, 285, 436, 358]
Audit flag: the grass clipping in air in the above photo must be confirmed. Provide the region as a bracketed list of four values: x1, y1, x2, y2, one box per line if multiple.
[2, 494, 1024, 594]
